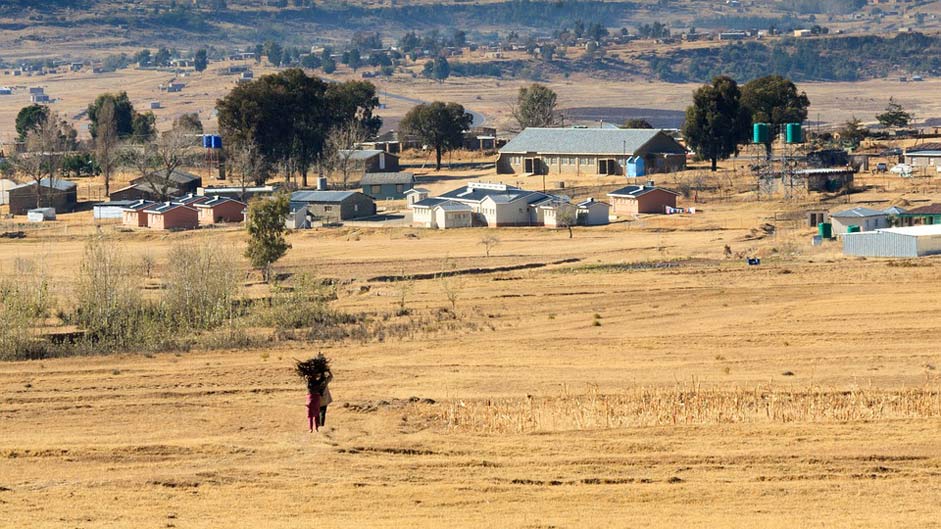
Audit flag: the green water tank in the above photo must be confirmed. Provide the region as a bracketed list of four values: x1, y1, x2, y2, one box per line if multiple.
[846, 224, 861, 233]
[818, 222, 832, 239]
[753, 123, 771, 144]
[785, 122, 803, 144]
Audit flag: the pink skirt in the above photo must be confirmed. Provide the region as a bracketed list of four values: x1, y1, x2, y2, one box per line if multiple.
[306, 393, 321, 419]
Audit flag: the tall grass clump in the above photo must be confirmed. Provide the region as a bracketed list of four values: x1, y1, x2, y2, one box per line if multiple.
[163, 243, 240, 331]
[0, 264, 54, 360]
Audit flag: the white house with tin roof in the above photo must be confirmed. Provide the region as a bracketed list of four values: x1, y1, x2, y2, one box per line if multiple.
[497, 128, 687, 176]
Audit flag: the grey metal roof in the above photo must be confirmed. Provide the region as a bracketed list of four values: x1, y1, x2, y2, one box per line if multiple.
[195, 196, 245, 208]
[795, 168, 855, 175]
[143, 202, 196, 214]
[122, 199, 155, 211]
[360, 172, 415, 185]
[172, 194, 210, 206]
[883, 206, 907, 215]
[340, 149, 394, 161]
[905, 150, 941, 156]
[412, 197, 447, 208]
[404, 187, 430, 194]
[9, 177, 77, 191]
[577, 198, 609, 208]
[499, 128, 664, 155]
[291, 190, 358, 203]
[94, 200, 137, 208]
[830, 207, 886, 218]
[436, 200, 473, 212]
[607, 185, 678, 198]
[137, 169, 200, 185]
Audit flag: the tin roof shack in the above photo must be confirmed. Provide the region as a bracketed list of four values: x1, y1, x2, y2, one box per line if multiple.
[606, 184, 679, 216]
[27, 208, 56, 222]
[829, 207, 889, 234]
[289, 190, 376, 223]
[7, 178, 77, 215]
[843, 225, 941, 257]
[498, 128, 687, 176]
[338, 149, 400, 173]
[194, 197, 246, 225]
[361, 172, 415, 200]
[903, 149, 941, 168]
[122, 200, 155, 227]
[93, 200, 137, 220]
[130, 169, 202, 195]
[144, 202, 198, 230]
[797, 168, 855, 192]
[110, 182, 182, 202]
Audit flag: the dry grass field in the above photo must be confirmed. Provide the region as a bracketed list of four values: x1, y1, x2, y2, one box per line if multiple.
[3, 168, 941, 527]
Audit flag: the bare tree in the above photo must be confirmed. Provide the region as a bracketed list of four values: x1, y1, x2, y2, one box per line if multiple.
[95, 98, 120, 197]
[556, 205, 577, 239]
[10, 111, 74, 208]
[394, 262, 415, 316]
[325, 120, 368, 189]
[437, 258, 463, 312]
[226, 138, 269, 200]
[479, 235, 500, 257]
[143, 127, 198, 201]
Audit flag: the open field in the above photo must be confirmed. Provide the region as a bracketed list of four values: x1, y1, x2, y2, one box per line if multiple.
[3, 174, 941, 526]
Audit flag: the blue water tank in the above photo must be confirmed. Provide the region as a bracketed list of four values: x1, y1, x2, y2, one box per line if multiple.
[202, 134, 222, 149]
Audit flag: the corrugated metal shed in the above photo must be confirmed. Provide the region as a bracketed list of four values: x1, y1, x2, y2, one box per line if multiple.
[843, 225, 941, 257]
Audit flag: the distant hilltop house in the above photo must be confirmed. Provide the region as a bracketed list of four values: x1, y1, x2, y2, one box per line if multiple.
[410, 181, 609, 229]
[497, 128, 687, 177]
[7, 178, 77, 215]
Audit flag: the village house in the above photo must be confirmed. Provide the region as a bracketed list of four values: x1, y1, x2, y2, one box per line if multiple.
[606, 183, 679, 216]
[796, 168, 855, 192]
[194, 196, 247, 225]
[289, 190, 376, 222]
[410, 199, 474, 229]
[339, 149, 400, 173]
[7, 178, 77, 215]
[497, 128, 687, 177]
[122, 200, 155, 227]
[897, 203, 941, 225]
[404, 187, 430, 206]
[829, 207, 889, 234]
[130, 169, 202, 195]
[903, 148, 941, 168]
[360, 172, 415, 200]
[110, 182, 182, 202]
[575, 198, 611, 225]
[144, 202, 199, 230]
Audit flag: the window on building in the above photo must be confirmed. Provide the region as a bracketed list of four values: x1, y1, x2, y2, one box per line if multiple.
[395, 184, 404, 193]
[371, 185, 381, 194]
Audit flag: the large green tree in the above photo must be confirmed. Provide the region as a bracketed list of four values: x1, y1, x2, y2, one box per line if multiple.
[400, 101, 473, 170]
[216, 69, 381, 186]
[876, 97, 912, 129]
[741, 75, 810, 154]
[194, 49, 208, 72]
[245, 193, 291, 282]
[682, 76, 750, 172]
[15, 104, 49, 141]
[87, 92, 155, 141]
[512, 83, 560, 130]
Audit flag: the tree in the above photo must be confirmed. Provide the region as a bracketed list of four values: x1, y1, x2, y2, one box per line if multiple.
[194, 49, 208, 72]
[263, 41, 283, 66]
[15, 104, 49, 141]
[838, 116, 868, 148]
[216, 70, 381, 187]
[682, 76, 750, 172]
[325, 120, 368, 189]
[131, 111, 156, 143]
[400, 102, 473, 170]
[876, 97, 912, 129]
[227, 137, 269, 196]
[479, 235, 500, 257]
[94, 98, 120, 196]
[136, 49, 152, 67]
[173, 112, 203, 133]
[512, 83, 560, 130]
[423, 56, 449, 80]
[10, 111, 75, 208]
[154, 47, 171, 67]
[741, 75, 810, 155]
[146, 126, 199, 201]
[245, 192, 291, 281]
[623, 118, 653, 129]
[88, 92, 151, 140]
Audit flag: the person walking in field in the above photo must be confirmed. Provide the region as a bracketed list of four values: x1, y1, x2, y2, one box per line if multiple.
[296, 354, 333, 433]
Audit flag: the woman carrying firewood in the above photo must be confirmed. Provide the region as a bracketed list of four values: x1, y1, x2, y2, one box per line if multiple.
[296, 354, 333, 433]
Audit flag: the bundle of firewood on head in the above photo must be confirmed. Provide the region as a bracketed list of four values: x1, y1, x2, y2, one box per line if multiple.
[295, 353, 331, 382]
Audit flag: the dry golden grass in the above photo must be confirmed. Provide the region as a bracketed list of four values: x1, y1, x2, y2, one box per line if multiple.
[3, 172, 941, 526]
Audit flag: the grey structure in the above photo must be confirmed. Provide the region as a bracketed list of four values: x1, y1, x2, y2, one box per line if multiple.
[497, 128, 687, 176]
[829, 207, 889, 234]
[7, 178, 77, 215]
[290, 190, 376, 222]
[130, 169, 202, 195]
[360, 172, 415, 199]
[843, 225, 941, 257]
[339, 149, 400, 173]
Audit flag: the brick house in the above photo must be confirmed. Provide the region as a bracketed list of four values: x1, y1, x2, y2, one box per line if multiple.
[144, 202, 199, 230]
[194, 196, 247, 225]
[606, 184, 679, 216]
